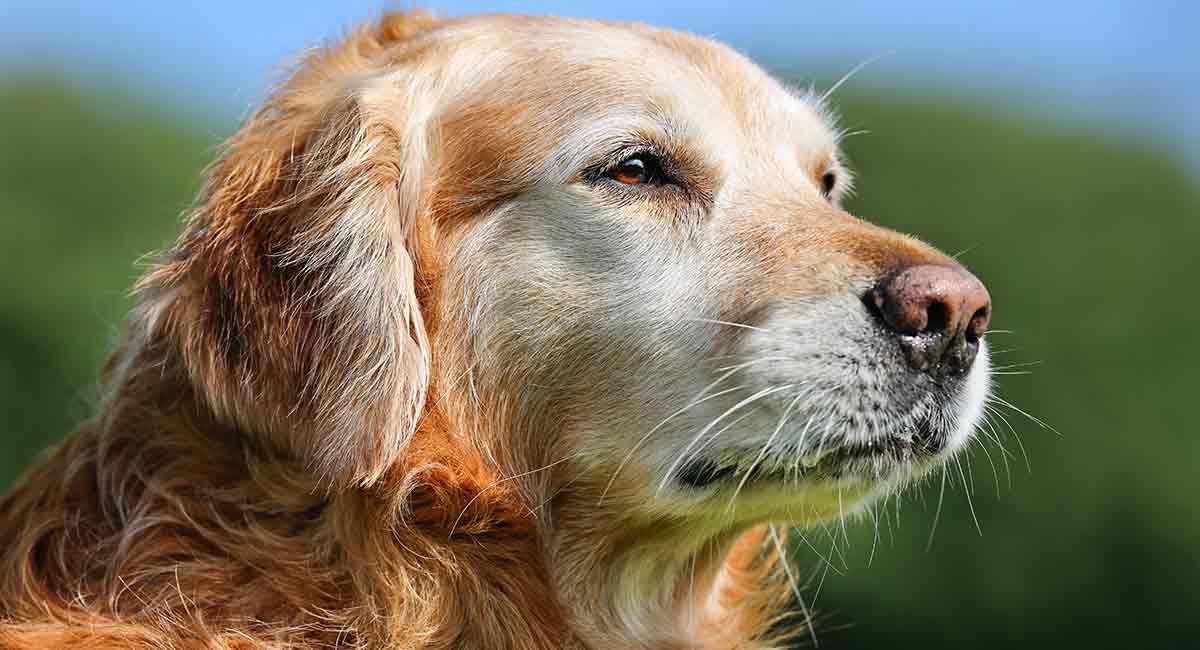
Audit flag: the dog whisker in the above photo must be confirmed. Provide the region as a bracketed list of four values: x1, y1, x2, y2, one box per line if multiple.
[866, 502, 881, 568]
[989, 360, 1040, 371]
[600, 384, 750, 504]
[769, 525, 820, 648]
[658, 384, 795, 495]
[683, 317, 771, 333]
[819, 51, 894, 103]
[727, 391, 807, 511]
[836, 489, 850, 550]
[821, 523, 850, 572]
[987, 395, 1059, 437]
[950, 243, 980, 260]
[981, 402, 1029, 470]
[925, 466, 949, 552]
[698, 408, 765, 462]
[953, 455, 983, 537]
[837, 128, 871, 140]
[712, 356, 787, 373]
[966, 440, 1004, 501]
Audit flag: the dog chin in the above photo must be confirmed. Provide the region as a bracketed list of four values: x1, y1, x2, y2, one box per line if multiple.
[668, 341, 990, 524]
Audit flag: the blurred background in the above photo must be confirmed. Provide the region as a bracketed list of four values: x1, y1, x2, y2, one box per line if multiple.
[1, 1, 1197, 648]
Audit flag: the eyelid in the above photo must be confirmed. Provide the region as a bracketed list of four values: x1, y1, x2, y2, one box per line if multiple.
[586, 141, 667, 183]
[606, 143, 661, 171]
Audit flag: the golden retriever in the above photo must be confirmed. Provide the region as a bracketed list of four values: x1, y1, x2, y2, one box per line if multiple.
[0, 12, 992, 649]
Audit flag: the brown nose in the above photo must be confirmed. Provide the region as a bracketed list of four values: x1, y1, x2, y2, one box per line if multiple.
[868, 264, 992, 376]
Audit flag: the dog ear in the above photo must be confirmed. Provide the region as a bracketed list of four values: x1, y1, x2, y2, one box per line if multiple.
[139, 14, 439, 489]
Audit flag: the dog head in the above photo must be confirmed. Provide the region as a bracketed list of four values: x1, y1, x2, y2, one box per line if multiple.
[143, 7, 990, 567]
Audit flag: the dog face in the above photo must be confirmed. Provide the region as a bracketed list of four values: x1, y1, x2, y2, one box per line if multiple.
[151, 14, 990, 531]
[427, 18, 993, 526]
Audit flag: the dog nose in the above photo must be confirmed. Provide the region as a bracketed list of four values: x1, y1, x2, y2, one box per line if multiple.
[869, 264, 992, 376]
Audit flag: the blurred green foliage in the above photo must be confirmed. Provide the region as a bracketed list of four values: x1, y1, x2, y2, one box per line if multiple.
[0, 78, 211, 482]
[821, 86, 1200, 648]
[1, 75, 1197, 648]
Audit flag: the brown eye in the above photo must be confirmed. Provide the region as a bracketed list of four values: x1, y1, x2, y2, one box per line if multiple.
[607, 154, 663, 185]
[821, 171, 838, 197]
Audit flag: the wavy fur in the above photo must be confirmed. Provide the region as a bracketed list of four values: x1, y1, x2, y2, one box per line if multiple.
[0, 10, 989, 649]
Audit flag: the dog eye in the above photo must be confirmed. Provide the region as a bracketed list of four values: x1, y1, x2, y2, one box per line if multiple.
[821, 171, 838, 197]
[607, 154, 664, 186]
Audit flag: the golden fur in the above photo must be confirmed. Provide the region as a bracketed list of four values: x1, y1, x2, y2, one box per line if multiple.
[0, 12, 989, 649]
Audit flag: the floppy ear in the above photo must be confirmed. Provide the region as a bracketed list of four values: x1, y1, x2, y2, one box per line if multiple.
[139, 15, 438, 489]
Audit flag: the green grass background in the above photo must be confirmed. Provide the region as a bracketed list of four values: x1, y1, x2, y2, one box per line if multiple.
[1, 75, 1197, 648]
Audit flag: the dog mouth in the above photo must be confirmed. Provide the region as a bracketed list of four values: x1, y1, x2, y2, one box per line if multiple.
[675, 416, 944, 489]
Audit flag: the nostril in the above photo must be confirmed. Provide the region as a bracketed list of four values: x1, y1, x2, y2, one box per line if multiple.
[925, 300, 949, 335]
[965, 306, 990, 344]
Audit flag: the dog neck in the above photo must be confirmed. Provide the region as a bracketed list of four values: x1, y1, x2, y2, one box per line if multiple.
[394, 404, 787, 649]
[546, 478, 787, 648]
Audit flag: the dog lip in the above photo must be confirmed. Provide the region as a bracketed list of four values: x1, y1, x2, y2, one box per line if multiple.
[674, 417, 943, 490]
[819, 416, 943, 467]
[676, 458, 740, 489]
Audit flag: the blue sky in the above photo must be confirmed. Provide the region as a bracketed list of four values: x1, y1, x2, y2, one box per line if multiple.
[2, 1, 1198, 167]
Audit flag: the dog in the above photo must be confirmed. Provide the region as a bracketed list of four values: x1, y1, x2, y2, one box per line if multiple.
[0, 12, 993, 649]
